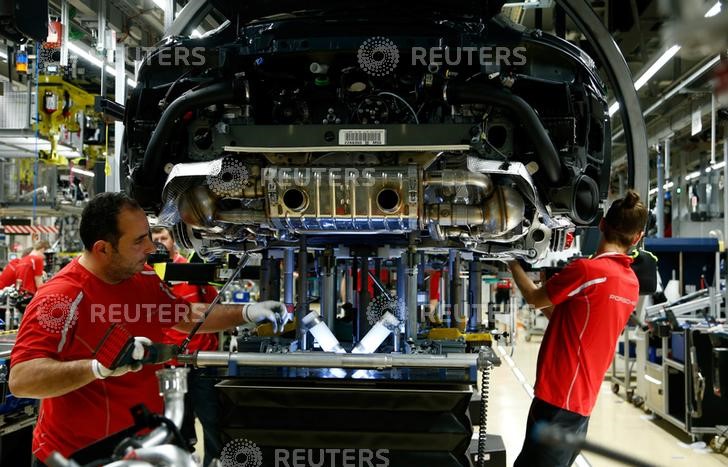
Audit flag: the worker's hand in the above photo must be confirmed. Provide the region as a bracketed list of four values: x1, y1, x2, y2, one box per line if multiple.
[92, 336, 152, 379]
[243, 301, 290, 333]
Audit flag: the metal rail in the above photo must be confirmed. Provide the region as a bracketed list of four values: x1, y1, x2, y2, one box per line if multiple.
[178, 350, 482, 370]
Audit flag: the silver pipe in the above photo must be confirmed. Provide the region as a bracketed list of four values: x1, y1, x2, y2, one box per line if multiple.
[284, 249, 295, 306]
[60, 0, 69, 66]
[395, 257, 406, 352]
[103, 461, 153, 467]
[711, 92, 716, 165]
[321, 250, 336, 326]
[656, 147, 665, 238]
[423, 170, 494, 196]
[405, 250, 418, 341]
[139, 369, 188, 449]
[215, 209, 268, 223]
[181, 351, 480, 369]
[126, 445, 197, 467]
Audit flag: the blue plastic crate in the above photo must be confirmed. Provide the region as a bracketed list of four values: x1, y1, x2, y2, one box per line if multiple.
[618, 341, 636, 358]
[648, 346, 663, 364]
[671, 332, 686, 363]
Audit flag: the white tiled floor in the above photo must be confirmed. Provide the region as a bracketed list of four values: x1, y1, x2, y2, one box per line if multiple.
[487, 336, 728, 467]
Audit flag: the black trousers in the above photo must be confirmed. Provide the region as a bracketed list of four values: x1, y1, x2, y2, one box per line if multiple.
[514, 397, 590, 467]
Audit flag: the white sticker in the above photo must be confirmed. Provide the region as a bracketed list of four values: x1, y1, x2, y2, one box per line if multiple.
[338, 129, 386, 145]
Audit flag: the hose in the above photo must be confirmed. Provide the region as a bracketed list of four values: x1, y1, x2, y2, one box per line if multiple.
[444, 82, 562, 184]
[137, 81, 238, 186]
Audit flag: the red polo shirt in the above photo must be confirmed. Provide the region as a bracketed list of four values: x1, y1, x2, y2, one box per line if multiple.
[161, 254, 219, 353]
[0, 258, 21, 288]
[11, 258, 189, 462]
[535, 252, 638, 416]
[15, 254, 45, 293]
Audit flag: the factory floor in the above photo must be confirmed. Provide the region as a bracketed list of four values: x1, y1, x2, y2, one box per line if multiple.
[488, 336, 728, 467]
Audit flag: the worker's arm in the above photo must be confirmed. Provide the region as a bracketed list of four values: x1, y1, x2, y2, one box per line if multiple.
[173, 301, 288, 333]
[9, 358, 96, 399]
[34, 275, 43, 289]
[508, 261, 554, 318]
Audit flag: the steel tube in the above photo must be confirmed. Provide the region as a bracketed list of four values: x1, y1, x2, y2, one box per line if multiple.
[321, 249, 336, 326]
[656, 148, 665, 238]
[181, 351, 479, 369]
[405, 250, 418, 341]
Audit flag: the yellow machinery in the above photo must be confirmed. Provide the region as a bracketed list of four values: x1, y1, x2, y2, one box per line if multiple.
[426, 327, 493, 352]
[35, 75, 104, 166]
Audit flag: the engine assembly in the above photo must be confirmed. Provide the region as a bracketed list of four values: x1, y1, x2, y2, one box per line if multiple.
[123, 1, 611, 261]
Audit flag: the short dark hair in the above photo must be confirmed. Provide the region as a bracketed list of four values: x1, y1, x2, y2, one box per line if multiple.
[150, 225, 173, 237]
[79, 192, 142, 251]
[603, 190, 648, 248]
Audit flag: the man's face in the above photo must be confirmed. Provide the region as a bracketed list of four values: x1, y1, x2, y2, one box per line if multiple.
[107, 207, 156, 280]
[151, 229, 175, 256]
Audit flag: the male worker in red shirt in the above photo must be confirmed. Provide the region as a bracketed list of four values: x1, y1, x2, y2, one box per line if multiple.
[0, 247, 32, 289]
[151, 224, 221, 465]
[509, 190, 648, 467]
[15, 240, 50, 294]
[9, 193, 288, 466]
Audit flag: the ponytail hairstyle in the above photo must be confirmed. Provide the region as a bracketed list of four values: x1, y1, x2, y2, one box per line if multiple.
[603, 190, 648, 248]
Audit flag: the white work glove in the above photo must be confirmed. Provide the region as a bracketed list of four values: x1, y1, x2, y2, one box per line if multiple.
[242, 301, 291, 333]
[91, 337, 152, 379]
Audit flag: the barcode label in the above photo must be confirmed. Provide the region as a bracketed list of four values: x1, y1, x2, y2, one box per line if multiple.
[338, 129, 386, 145]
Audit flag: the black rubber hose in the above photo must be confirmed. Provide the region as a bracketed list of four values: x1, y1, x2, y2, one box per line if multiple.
[138, 81, 237, 185]
[444, 82, 563, 184]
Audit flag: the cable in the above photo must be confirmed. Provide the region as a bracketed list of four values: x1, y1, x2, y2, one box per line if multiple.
[377, 91, 420, 124]
[179, 252, 251, 353]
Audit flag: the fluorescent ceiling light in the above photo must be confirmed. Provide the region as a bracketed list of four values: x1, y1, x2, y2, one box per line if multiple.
[67, 42, 103, 68]
[712, 161, 726, 170]
[705, 1, 721, 17]
[649, 181, 674, 195]
[127, 78, 137, 88]
[191, 29, 202, 38]
[71, 167, 95, 177]
[608, 102, 620, 117]
[153, 0, 166, 8]
[685, 170, 701, 180]
[634, 45, 681, 91]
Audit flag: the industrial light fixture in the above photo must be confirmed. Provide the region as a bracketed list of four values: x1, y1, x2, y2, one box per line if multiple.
[634, 45, 682, 91]
[67, 42, 103, 69]
[685, 170, 702, 180]
[705, 1, 721, 17]
[70, 167, 95, 177]
[608, 44, 681, 117]
[67, 41, 136, 88]
[609, 8, 720, 119]
[191, 29, 203, 38]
